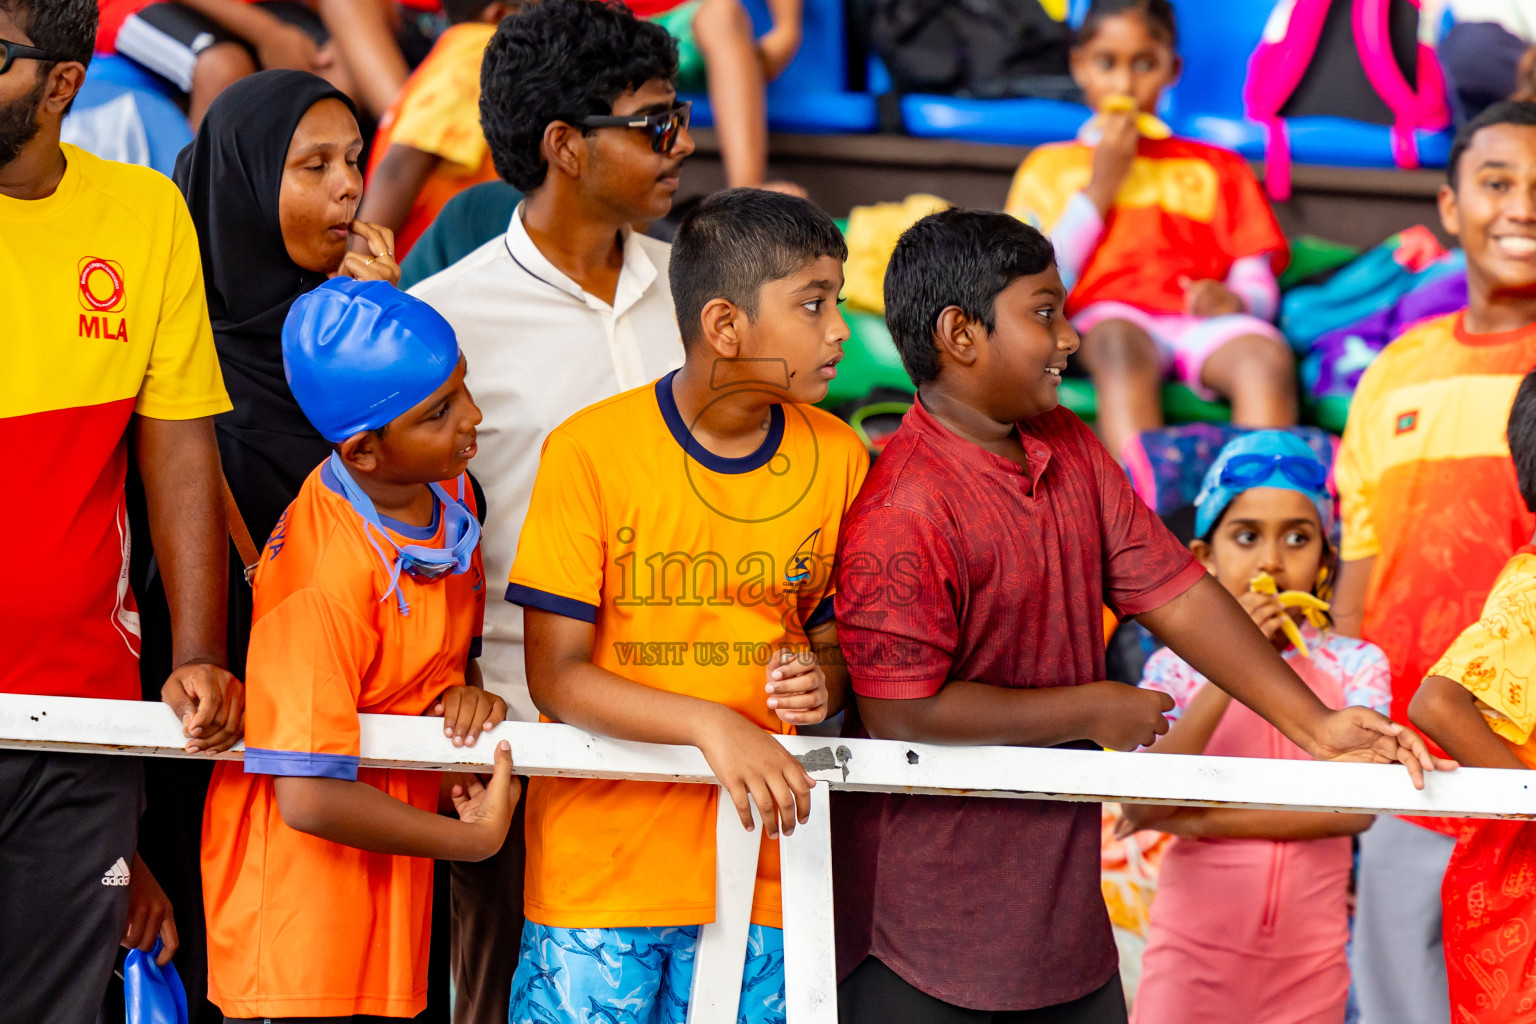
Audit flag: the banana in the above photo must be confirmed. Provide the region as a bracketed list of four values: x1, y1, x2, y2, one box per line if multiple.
[1097, 94, 1172, 140]
[1249, 572, 1331, 657]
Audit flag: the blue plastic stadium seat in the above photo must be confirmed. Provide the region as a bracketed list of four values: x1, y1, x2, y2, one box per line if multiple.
[1172, 114, 1453, 170]
[678, 0, 877, 134]
[85, 53, 182, 103]
[899, 95, 1091, 146]
[65, 55, 191, 177]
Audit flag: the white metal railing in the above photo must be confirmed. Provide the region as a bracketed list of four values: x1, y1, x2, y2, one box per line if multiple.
[3, 693, 1533, 1023]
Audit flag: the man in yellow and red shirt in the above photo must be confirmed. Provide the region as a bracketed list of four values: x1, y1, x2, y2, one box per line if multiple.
[1334, 99, 1536, 1024]
[0, 2, 240, 1022]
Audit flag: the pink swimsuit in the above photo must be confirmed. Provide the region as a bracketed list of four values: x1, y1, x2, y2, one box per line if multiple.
[1131, 626, 1390, 1024]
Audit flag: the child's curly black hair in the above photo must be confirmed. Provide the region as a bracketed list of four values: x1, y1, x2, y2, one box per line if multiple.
[478, 0, 678, 192]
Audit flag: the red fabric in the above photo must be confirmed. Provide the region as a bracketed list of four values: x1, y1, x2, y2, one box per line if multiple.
[625, 0, 689, 16]
[0, 398, 141, 700]
[97, 0, 152, 52]
[1443, 819, 1536, 1022]
[832, 399, 1206, 1012]
[1070, 138, 1288, 318]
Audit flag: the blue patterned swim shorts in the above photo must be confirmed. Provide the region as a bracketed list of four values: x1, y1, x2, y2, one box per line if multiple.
[508, 921, 785, 1024]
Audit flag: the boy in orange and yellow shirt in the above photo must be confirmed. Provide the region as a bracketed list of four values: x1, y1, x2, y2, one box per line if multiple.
[505, 189, 867, 1023]
[202, 279, 518, 1021]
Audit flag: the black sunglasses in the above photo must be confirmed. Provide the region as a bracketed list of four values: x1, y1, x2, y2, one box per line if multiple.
[578, 101, 691, 154]
[0, 38, 73, 75]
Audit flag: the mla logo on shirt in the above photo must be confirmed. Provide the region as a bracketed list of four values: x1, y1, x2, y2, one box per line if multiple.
[1395, 410, 1419, 435]
[78, 257, 129, 342]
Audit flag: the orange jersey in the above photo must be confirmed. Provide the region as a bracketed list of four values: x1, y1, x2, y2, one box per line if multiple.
[507, 371, 869, 929]
[1004, 136, 1287, 317]
[1337, 313, 1536, 739]
[367, 22, 501, 259]
[1, 144, 230, 701]
[202, 461, 486, 1019]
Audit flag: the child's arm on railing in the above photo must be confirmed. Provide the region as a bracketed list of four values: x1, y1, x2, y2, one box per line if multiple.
[524, 609, 818, 839]
[1410, 675, 1529, 771]
[274, 740, 517, 861]
[1130, 806, 1375, 841]
[1138, 575, 1454, 787]
[856, 678, 1174, 752]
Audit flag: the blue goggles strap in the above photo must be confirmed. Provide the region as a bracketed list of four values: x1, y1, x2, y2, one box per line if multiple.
[326, 453, 480, 615]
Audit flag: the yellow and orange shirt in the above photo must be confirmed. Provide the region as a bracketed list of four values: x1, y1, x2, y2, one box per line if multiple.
[507, 371, 869, 929]
[1337, 312, 1536, 740]
[367, 22, 501, 259]
[202, 461, 485, 1019]
[1, 144, 230, 701]
[1004, 136, 1287, 317]
[1429, 544, 1536, 769]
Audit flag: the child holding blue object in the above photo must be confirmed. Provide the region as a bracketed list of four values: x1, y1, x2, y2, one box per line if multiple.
[201, 278, 519, 1021]
[1119, 431, 1392, 1024]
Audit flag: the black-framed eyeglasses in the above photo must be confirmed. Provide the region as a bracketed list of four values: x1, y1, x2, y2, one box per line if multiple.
[578, 101, 691, 154]
[0, 38, 73, 76]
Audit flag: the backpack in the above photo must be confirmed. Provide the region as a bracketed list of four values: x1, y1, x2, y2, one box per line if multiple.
[1279, 224, 1453, 349]
[868, 0, 1077, 99]
[1302, 257, 1467, 400]
[1245, 0, 1451, 200]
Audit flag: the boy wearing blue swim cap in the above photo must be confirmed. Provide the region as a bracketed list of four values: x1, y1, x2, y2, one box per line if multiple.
[201, 278, 520, 1022]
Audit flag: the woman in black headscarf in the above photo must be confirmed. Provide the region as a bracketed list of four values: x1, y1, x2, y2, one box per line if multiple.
[173, 68, 400, 676]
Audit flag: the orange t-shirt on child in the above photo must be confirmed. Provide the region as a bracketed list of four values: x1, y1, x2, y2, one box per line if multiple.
[1004, 136, 1287, 318]
[367, 22, 502, 259]
[202, 461, 485, 1020]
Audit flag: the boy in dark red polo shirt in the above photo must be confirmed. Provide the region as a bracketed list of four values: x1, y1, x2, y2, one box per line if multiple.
[831, 210, 1452, 1024]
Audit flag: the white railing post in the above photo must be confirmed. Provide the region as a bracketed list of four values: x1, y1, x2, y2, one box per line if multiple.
[686, 789, 762, 1024]
[781, 785, 838, 1023]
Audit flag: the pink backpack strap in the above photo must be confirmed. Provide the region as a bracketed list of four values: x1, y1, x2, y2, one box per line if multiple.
[1353, 0, 1451, 170]
[1244, 0, 1331, 201]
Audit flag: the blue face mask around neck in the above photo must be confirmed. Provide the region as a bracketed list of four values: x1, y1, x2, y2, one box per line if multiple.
[326, 451, 480, 615]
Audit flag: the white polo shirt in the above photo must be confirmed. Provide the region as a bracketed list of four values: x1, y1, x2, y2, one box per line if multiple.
[410, 203, 684, 720]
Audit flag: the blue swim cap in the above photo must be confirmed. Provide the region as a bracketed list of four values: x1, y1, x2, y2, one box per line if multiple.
[282, 278, 460, 443]
[1193, 430, 1334, 539]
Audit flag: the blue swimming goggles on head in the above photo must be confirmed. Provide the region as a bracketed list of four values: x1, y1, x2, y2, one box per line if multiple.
[1193, 430, 1335, 540]
[1214, 453, 1330, 492]
[326, 452, 480, 616]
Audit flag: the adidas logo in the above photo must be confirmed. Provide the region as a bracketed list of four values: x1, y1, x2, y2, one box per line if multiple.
[101, 857, 131, 887]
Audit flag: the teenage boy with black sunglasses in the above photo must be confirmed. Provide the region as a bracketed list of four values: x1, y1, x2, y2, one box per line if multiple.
[406, 3, 690, 1022]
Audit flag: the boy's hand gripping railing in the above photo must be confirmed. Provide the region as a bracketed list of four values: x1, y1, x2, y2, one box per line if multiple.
[4, 693, 1534, 1023]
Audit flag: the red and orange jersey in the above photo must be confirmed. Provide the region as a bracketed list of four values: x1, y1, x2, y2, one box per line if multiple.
[1, 144, 230, 701]
[1004, 136, 1287, 317]
[202, 462, 485, 1019]
[1337, 312, 1536, 738]
[507, 371, 869, 930]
